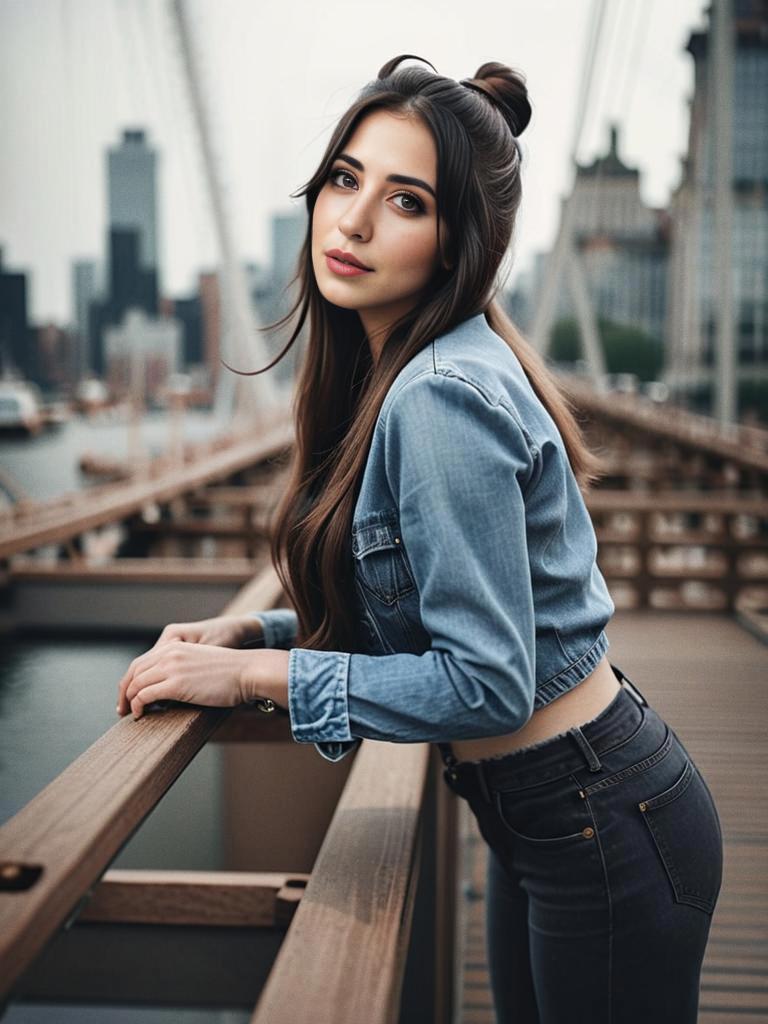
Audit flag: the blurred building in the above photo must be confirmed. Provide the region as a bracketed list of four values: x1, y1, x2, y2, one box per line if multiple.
[513, 126, 669, 349]
[666, 0, 768, 417]
[248, 209, 308, 387]
[0, 247, 37, 382]
[71, 259, 103, 379]
[35, 322, 75, 392]
[89, 129, 161, 375]
[0, 249, 34, 379]
[108, 128, 160, 285]
[104, 308, 181, 404]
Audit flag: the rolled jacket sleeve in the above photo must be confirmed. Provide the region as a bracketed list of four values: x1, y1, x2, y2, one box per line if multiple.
[287, 369, 539, 761]
[248, 608, 298, 650]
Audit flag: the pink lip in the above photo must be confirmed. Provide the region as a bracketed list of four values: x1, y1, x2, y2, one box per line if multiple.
[325, 249, 373, 269]
[325, 254, 372, 277]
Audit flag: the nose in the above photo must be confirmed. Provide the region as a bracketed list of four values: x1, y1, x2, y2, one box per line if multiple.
[337, 191, 373, 243]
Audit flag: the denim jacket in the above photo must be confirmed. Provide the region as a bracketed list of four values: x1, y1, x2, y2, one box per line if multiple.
[254, 311, 615, 763]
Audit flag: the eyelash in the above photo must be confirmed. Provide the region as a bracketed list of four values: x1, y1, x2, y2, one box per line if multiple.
[327, 167, 426, 215]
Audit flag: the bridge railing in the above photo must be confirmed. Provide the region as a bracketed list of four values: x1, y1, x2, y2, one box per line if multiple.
[588, 490, 768, 612]
[0, 563, 458, 1023]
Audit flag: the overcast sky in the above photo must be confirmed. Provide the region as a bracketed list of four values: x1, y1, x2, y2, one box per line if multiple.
[0, 0, 708, 325]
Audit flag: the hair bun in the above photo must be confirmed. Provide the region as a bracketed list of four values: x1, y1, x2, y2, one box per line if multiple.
[463, 62, 531, 137]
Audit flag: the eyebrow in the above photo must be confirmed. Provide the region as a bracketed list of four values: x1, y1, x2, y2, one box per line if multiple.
[335, 152, 436, 200]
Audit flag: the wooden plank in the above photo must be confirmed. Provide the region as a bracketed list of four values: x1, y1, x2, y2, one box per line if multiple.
[133, 517, 269, 537]
[10, 557, 259, 584]
[587, 490, 768, 513]
[191, 484, 280, 508]
[250, 740, 431, 1024]
[79, 869, 310, 928]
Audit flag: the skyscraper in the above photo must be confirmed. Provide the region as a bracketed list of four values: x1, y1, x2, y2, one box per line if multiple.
[108, 128, 159, 279]
[91, 129, 161, 374]
[0, 247, 35, 381]
[666, 0, 768, 418]
[72, 259, 102, 377]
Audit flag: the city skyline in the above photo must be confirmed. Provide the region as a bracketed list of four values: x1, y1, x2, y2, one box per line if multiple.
[1, 0, 707, 325]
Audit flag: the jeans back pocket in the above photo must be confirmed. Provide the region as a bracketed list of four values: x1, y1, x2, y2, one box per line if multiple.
[639, 758, 723, 914]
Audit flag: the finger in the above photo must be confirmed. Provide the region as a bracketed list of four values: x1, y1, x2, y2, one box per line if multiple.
[117, 647, 164, 713]
[117, 664, 139, 714]
[125, 661, 170, 707]
[153, 627, 185, 649]
[117, 657, 147, 713]
[130, 681, 178, 720]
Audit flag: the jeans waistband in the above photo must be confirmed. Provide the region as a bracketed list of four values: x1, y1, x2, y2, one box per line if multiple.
[439, 664, 650, 799]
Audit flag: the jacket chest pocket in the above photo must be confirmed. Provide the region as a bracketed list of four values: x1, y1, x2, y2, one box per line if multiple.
[351, 511, 415, 604]
[352, 510, 422, 653]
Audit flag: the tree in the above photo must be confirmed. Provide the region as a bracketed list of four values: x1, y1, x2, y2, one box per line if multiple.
[549, 318, 664, 382]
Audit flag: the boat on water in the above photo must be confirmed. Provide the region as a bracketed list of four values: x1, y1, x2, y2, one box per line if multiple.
[73, 376, 111, 414]
[0, 380, 44, 435]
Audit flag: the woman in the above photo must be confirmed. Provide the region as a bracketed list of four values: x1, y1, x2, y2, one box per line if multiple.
[117, 55, 723, 1022]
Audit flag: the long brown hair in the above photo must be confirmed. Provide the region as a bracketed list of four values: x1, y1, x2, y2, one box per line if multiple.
[235, 55, 601, 651]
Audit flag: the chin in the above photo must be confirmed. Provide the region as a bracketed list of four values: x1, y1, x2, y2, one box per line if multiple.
[314, 270, 368, 309]
[317, 283, 364, 311]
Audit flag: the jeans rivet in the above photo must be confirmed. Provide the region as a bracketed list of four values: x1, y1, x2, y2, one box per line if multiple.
[582, 826, 595, 839]
[639, 802, 647, 812]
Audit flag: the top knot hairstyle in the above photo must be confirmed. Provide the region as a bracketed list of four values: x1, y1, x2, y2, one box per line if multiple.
[240, 55, 601, 652]
[458, 61, 532, 138]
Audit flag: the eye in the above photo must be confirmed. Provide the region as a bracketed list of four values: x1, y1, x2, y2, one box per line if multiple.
[392, 191, 424, 214]
[328, 168, 357, 189]
[327, 167, 425, 215]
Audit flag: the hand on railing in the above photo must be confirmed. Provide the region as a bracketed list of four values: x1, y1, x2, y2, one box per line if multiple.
[151, 614, 263, 650]
[115, 616, 288, 721]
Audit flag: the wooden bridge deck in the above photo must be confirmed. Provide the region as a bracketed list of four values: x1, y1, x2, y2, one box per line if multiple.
[455, 611, 768, 1024]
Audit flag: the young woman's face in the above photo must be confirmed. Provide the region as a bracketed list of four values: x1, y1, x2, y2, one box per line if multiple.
[311, 108, 446, 348]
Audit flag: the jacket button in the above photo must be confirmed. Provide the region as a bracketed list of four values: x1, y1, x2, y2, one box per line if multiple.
[582, 826, 595, 839]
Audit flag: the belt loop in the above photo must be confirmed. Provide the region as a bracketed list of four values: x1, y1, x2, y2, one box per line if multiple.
[611, 663, 649, 707]
[476, 761, 492, 803]
[568, 725, 603, 772]
[438, 741, 459, 769]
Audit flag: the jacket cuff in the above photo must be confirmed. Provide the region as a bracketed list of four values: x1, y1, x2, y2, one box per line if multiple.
[288, 647, 354, 745]
[248, 608, 297, 650]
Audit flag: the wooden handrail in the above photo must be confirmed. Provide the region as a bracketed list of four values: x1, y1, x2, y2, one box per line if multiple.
[0, 414, 292, 559]
[251, 740, 431, 1024]
[586, 489, 768, 514]
[562, 378, 768, 472]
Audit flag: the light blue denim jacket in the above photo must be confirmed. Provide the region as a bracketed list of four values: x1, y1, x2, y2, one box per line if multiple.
[254, 311, 614, 763]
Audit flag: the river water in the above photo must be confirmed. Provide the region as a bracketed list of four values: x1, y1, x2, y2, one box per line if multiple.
[1, 412, 256, 1022]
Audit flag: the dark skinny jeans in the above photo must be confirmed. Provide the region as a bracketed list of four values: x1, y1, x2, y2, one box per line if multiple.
[438, 665, 723, 1024]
